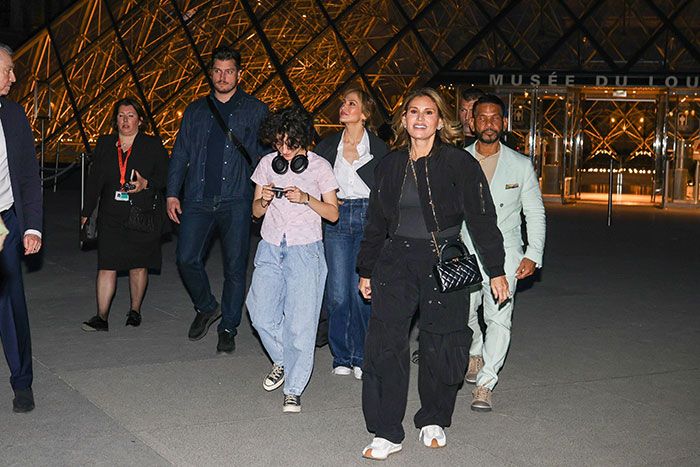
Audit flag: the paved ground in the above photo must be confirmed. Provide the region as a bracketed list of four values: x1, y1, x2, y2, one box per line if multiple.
[1, 189, 699, 466]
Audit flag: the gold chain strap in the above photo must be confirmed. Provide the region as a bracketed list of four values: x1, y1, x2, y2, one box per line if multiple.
[409, 151, 441, 259]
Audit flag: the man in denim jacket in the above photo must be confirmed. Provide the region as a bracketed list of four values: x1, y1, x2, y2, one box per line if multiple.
[167, 45, 268, 353]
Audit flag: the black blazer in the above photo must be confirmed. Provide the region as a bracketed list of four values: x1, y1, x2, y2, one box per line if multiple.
[82, 132, 169, 220]
[0, 97, 42, 233]
[313, 130, 389, 192]
[357, 142, 505, 279]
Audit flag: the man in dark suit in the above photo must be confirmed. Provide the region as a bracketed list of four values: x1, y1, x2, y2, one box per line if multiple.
[0, 43, 43, 413]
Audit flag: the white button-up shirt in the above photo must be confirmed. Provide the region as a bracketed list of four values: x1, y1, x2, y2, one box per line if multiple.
[334, 129, 373, 199]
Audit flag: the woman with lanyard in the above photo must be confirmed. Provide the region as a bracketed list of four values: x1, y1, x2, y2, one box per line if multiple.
[356, 88, 509, 459]
[81, 97, 169, 331]
[314, 88, 388, 379]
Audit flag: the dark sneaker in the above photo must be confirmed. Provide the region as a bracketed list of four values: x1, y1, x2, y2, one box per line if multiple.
[187, 307, 221, 341]
[282, 394, 301, 413]
[263, 364, 285, 391]
[125, 310, 141, 327]
[13, 388, 35, 413]
[82, 315, 108, 332]
[217, 329, 236, 353]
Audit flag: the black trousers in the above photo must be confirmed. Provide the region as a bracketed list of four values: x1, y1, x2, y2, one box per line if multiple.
[362, 236, 471, 444]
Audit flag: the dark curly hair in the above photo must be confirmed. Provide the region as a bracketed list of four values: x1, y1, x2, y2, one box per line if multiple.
[259, 106, 313, 150]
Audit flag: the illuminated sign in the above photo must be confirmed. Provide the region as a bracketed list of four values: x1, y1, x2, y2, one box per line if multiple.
[486, 73, 700, 88]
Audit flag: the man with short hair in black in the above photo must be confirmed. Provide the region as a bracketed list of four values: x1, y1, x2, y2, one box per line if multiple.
[167, 45, 268, 353]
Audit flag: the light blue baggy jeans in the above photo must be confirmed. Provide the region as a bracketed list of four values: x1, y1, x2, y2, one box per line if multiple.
[246, 237, 327, 396]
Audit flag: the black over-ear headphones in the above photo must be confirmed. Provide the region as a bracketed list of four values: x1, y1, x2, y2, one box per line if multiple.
[271, 152, 309, 174]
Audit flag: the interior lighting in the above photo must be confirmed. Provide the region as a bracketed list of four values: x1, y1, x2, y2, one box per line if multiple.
[639, 117, 644, 123]
[611, 117, 616, 122]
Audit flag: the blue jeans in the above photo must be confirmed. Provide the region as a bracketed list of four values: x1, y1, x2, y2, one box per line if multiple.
[324, 198, 371, 368]
[246, 238, 327, 396]
[176, 198, 251, 333]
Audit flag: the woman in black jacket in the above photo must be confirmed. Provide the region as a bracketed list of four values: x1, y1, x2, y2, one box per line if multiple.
[314, 88, 388, 379]
[80, 97, 169, 331]
[357, 88, 509, 460]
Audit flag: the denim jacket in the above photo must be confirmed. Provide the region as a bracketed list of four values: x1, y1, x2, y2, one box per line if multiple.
[167, 90, 268, 202]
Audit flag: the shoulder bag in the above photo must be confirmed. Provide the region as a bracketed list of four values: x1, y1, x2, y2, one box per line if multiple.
[409, 157, 483, 293]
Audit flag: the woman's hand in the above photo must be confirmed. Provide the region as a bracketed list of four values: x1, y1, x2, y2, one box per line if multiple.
[359, 277, 372, 300]
[490, 275, 511, 305]
[260, 184, 275, 203]
[126, 170, 148, 193]
[80, 216, 87, 227]
[284, 186, 309, 204]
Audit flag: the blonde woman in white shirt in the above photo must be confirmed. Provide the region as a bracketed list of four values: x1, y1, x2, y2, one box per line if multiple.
[314, 88, 389, 379]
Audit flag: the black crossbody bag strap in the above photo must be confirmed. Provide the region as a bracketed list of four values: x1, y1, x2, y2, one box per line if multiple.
[206, 96, 253, 168]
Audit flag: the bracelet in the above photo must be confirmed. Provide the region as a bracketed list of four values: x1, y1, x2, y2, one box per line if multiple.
[303, 193, 310, 205]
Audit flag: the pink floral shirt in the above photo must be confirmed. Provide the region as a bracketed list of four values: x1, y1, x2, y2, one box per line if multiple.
[251, 151, 338, 246]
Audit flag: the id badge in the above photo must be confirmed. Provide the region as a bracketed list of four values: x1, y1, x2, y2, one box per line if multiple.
[114, 191, 130, 202]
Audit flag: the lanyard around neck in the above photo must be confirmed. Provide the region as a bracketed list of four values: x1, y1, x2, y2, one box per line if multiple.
[117, 139, 133, 187]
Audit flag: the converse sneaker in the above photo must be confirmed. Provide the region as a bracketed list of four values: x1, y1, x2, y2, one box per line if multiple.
[282, 394, 301, 413]
[362, 437, 402, 460]
[263, 364, 285, 391]
[419, 425, 446, 448]
[471, 385, 493, 412]
[465, 355, 484, 384]
[332, 366, 352, 376]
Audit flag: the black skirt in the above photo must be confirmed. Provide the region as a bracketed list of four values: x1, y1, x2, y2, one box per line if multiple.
[97, 211, 162, 271]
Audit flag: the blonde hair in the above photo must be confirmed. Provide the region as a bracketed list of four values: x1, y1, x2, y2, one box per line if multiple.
[342, 87, 377, 131]
[390, 87, 461, 150]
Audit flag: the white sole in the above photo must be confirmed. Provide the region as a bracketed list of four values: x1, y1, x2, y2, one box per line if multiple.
[262, 378, 284, 392]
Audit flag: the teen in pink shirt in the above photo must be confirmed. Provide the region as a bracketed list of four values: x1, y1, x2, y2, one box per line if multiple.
[246, 107, 338, 413]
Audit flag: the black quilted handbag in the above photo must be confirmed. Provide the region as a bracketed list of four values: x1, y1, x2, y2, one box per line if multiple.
[409, 156, 483, 293]
[432, 239, 483, 293]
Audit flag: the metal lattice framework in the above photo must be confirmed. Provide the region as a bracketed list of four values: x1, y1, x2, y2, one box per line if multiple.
[8, 0, 700, 160]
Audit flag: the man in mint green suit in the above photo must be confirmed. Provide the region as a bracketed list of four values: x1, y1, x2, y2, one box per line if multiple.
[461, 94, 546, 412]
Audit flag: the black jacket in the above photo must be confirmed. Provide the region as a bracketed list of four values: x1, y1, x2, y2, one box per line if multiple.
[313, 130, 389, 192]
[357, 142, 505, 279]
[82, 133, 169, 221]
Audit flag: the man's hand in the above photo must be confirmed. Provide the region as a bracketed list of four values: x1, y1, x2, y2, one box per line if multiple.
[490, 275, 510, 304]
[23, 233, 42, 255]
[167, 197, 182, 224]
[359, 277, 372, 300]
[515, 257, 537, 280]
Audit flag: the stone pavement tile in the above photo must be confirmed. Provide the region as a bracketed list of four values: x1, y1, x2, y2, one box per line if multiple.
[59, 354, 329, 433]
[0, 364, 168, 466]
[459, 381, 699, 466]
[135, 402, 507, 467]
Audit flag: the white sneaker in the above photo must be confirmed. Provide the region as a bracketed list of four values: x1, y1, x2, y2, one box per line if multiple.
[419, 425, 446, 448]
[332, 366, 352, 376]
[353, 366, 363, 380]
[362, 437, 402, 460]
